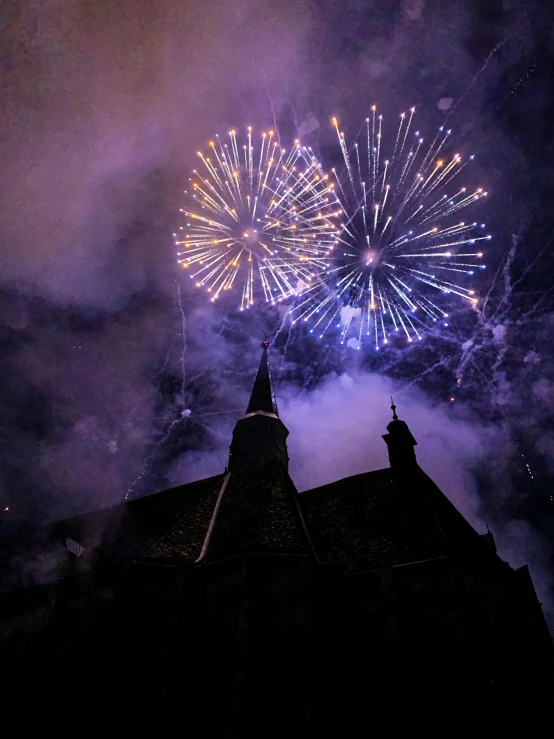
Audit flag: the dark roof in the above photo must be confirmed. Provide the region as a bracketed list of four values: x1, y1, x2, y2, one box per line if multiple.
[245, 344, 278, 416]
[1, 455, 494, 585]
[146, 458, 307, 562]
[299, 466, 492, 572]
[0, 458, 309, 584]
[0, 473, 224, 584]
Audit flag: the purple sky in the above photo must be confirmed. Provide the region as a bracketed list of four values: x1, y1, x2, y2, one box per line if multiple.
[1, 0, 554, 625]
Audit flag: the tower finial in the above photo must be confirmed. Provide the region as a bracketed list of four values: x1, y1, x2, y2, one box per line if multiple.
[262, 330, 270, 349]
[390, 396, 399, 421]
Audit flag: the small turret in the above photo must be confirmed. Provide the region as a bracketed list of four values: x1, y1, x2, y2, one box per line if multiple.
[382, 397, 418, 476]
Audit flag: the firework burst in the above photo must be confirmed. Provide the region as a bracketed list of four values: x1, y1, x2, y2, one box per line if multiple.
[176, 128, 338, 310]
[290, 107, 490, 348]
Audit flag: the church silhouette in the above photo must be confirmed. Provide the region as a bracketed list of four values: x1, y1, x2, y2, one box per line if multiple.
[1, 340, 552, 737]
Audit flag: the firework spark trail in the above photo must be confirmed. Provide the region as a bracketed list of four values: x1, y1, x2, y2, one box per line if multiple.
[278, 316, 294, 384]
[454, 227, 552, 431]
[444, 35, 512, 122]
[285, 86, 299, 132]
[395, 356, 450, 393]
[125, 459, 151, 501]
[196, 409, 244, 419]
[290, 107, 489, 348]
[264, 75, 282, 147]
[124, 406, 188, 499]
[493, 59, 537, 117]
[455, 242, 513, 385]
[485, 241, 519, 385]
[272, 303, 292, 345]
[150, 342, 174, 384]
[176, 285, 187, 408]
[456, 228, 533, 381]
[126, 287, 191, 501]
[455, 265, 539, 484]
[124, 413, 187, 501]
[177, 127, 338, 311]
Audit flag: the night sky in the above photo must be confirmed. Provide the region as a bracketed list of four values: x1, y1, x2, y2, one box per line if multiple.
[2, 0, 554, 627]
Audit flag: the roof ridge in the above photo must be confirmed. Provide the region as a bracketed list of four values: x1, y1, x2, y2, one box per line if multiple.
[300, 467, 391, 495]
[418, 469, 491, 556]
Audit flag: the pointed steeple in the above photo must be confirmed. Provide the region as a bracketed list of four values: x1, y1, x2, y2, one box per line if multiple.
[228, 338, 289, 471]
[382, 397, 418, 475]
[245, 335, 278, 416]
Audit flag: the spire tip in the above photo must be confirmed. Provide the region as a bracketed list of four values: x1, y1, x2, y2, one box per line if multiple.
[390, 396, 399, 421]
[244, 331, 278, 416]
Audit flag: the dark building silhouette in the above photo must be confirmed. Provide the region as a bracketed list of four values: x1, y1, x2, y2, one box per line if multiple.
[1, 341, 553, 737]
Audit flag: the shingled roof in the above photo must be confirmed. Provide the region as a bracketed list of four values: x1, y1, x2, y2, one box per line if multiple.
[145, 458, 308, 562]
[1, 459, 494, 587]
[0, 456, 312, 586]
[299, 466, 493, 572]
[0, 473, 224, 584]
